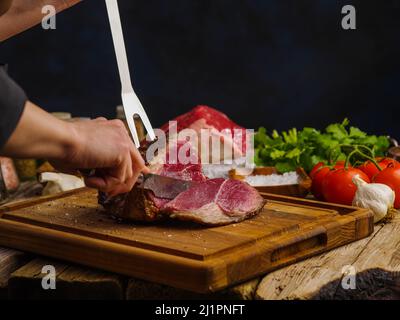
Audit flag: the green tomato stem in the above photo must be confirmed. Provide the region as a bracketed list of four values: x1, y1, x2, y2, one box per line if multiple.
[345, 149, 358, 169]
[340, 144, 381, 170]
[355, 149, 383, 171]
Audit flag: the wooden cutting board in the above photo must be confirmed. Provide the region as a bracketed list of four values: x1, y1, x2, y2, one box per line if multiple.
[0, 188, 373, 293]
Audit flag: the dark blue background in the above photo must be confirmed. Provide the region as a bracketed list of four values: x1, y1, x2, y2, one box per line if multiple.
[1, 0, 400, 136]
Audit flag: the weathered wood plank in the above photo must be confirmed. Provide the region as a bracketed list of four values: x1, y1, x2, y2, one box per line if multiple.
[333, 213, 400, 299]
[8, 258, 125, 300]
[0, 247, 29, 299]
[126, 277, 260, 300]
[255, 224, 384, 300]
[0, 181, 43, 299]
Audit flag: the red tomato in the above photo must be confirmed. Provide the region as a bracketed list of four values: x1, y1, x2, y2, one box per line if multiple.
[359, 158, 399, 180]
[309, 162, 325, 179]
[311, 166, 331, 201]
[310, 161, 348, 201]
[334, 160, 346, 168]
[322, 168, 370, 205]
[373, 165, 400, 209]
[380, 158, 399, 167]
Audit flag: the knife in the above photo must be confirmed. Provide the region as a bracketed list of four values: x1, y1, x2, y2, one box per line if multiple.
[138, 174, 198, 199]
[80, 170, 195, 199]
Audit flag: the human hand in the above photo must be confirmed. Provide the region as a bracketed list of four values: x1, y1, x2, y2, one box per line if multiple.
[51, 117, 149, 196]
[3, 102, 146, 196]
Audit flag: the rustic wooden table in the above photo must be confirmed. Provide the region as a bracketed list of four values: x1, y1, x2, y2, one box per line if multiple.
[0, 182, 399, 300]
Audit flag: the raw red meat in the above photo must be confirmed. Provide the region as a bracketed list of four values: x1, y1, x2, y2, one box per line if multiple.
[160, 105, 247, 155]
[160, 105, 243, 133]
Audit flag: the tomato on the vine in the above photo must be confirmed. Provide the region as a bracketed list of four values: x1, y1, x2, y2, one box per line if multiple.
[373, 164, 400, 209]
[333, 160, 346, 168]
[380, 158, 399, 168]
[322, 168, 370, 205]
[311, 166, 330, 201]
[310, 161, 347, 201]
[358, 158, 399, 180]
[309, 162, 325, 179]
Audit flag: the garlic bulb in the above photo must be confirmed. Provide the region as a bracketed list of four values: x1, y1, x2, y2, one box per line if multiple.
[352, 174, 395, 223]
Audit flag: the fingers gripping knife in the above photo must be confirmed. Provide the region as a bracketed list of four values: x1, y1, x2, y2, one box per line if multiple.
[105, 0, 156, 147]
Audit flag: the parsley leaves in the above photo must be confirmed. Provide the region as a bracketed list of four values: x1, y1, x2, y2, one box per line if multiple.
[254, 119, 390, 173]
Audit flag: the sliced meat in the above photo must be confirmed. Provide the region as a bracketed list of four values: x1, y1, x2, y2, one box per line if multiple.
[99, 106, 262, 226]
[168, 202, 231, 226]
[162, 179, 266, 226]
[163, 179, 225, 211]
[216, 179, 264, 217]
[158, 163, 206, 182]
[99, 178, 265, 226]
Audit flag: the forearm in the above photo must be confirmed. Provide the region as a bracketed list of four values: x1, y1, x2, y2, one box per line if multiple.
[1, 100, 147, 195]
[0, 0, 82, 41]
[1, 101, 75, 160]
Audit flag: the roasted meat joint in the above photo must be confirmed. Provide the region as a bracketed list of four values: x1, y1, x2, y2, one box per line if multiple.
[100, 177, 265, 226]
[1, 0, 399, 302]
[100, 105, 266, 226]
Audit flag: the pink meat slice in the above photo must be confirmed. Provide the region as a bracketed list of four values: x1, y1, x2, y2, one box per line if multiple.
[158, 163, 206, 182]
[163, 178, 225, 211]
[100, 173, 265, 226]
[216, 179, 264, 217]
[147, 165, 208, 209]
[162, 178, 265, 225]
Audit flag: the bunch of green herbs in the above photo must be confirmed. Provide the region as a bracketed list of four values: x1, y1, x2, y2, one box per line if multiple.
[254, 119, 390, 173]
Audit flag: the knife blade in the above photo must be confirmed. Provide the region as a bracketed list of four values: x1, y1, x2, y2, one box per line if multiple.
[138, 173, 198, 199]
[79, 170, 194, 200]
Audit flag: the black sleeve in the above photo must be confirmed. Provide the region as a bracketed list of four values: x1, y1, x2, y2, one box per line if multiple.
[0, 64, 27, 148]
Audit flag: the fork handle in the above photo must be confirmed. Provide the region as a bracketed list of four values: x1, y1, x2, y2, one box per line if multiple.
[105, 0, 133, 93]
